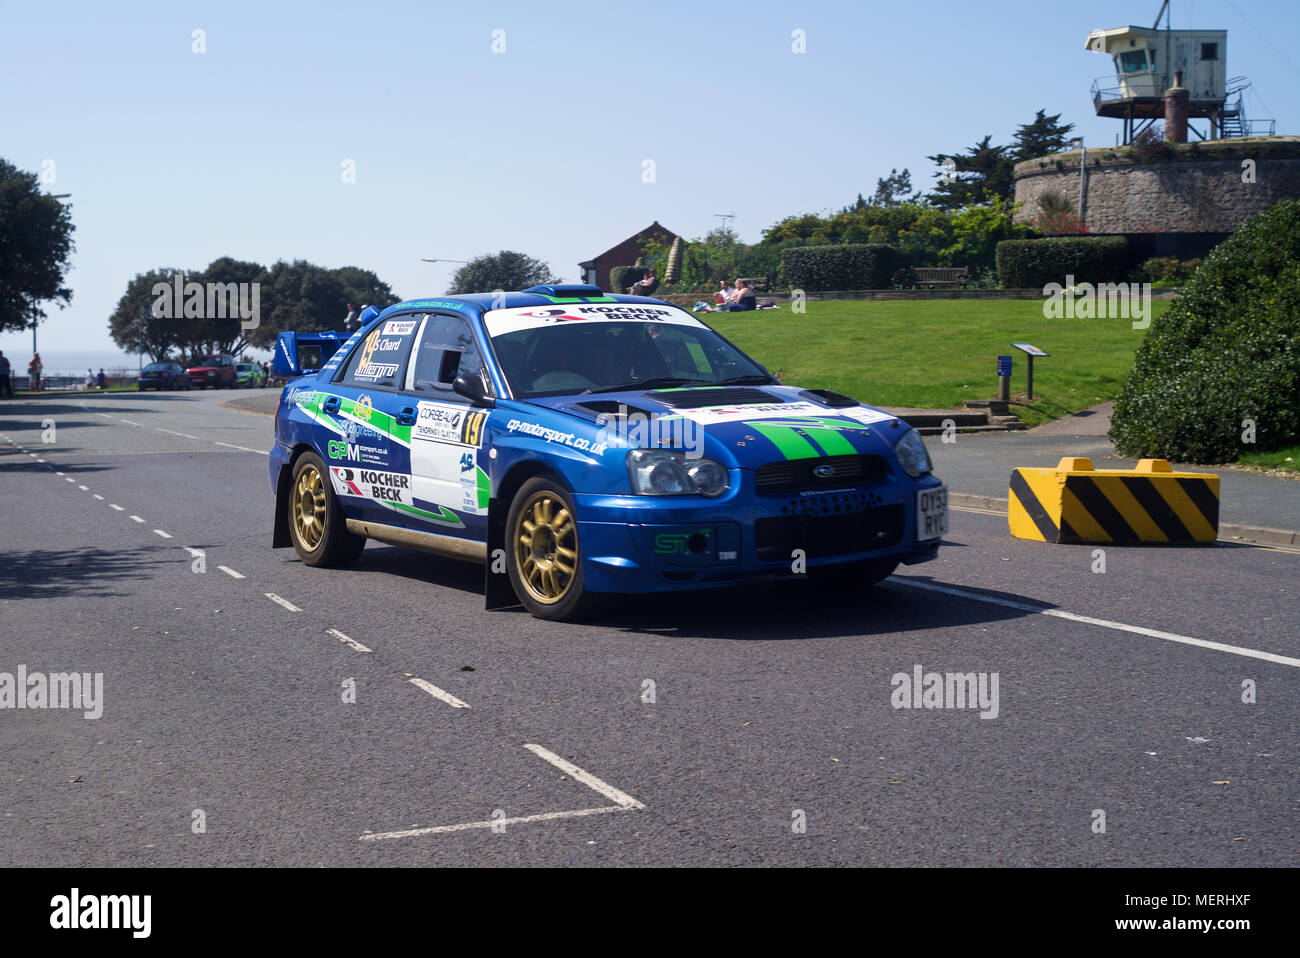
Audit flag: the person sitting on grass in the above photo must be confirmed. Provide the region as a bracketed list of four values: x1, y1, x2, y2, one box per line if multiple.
[726, 278, 757, 312]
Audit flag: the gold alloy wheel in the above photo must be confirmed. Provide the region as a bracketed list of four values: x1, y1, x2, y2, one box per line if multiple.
[292, 463, 328, 551]
[513, 491, 577, 604]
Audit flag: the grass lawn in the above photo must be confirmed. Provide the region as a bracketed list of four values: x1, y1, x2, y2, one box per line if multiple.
[706, 298, 1167, 428]
[1235, 444, 1300, 476]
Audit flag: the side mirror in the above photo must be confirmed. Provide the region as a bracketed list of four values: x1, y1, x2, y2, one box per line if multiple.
[453, 372, 495, 407]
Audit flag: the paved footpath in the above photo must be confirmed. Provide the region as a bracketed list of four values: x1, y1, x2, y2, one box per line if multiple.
[915, 403, 1300, 542]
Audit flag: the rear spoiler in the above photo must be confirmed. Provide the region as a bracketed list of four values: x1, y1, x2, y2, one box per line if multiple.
[272, 306, 383, 377]
[273, 331, 348, 377]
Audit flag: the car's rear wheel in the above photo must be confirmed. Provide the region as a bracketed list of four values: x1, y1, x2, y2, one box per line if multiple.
[505, 477, 600, 621]
[287, 451, 365, 567]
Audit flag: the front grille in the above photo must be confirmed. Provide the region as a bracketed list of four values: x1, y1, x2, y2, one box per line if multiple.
[754, 454, 889, 492]
[647, 387, 781, 408]
[755, 504, 903, 561]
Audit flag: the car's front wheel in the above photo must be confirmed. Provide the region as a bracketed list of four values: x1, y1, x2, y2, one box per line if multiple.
[505, 477, 600, 621]
[287, 451, 365, 567]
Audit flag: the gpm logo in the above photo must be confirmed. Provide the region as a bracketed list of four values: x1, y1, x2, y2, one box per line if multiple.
[328, 440, 360, 461]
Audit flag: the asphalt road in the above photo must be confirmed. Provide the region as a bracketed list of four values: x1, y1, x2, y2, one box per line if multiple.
[1, 388, 1297, 867]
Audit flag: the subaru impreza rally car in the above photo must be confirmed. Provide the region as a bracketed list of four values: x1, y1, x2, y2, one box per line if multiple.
[269, 285, 947, 620]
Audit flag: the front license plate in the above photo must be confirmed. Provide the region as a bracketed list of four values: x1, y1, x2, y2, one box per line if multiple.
[917, 486, 948, 541]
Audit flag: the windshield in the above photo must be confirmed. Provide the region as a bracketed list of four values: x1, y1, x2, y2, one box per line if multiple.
[485, 307, 771, 398]
[143, 363, 168, 372]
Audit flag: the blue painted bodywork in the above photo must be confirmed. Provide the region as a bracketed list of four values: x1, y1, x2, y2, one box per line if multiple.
[270, 290, 945, 597]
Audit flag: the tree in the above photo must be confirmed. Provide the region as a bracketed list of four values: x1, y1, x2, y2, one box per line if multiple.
[927, 135, 1014, 209]
[108, 268, 188, 362]
[190, 256, 264, 357]
[0, 157, 75, 335]
[332, 266, 396, 313]
[868, 169, 919, 207]
[447, 251, 558, 294]
[253, 260, 348, 348]
[1013, 109, 1076, 161]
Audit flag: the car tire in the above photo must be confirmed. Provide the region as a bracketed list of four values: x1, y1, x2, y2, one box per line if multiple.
[287, 451, 366, 567]
[505, 476, 601, 621]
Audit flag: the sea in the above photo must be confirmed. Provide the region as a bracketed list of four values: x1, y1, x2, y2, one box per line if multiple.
[0, 343, 271, 377]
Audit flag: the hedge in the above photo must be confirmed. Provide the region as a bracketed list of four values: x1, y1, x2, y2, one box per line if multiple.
[609, 265, 649, 294]
[781, 244, 905, 291]
[1110, 199, 1300, 463]
[995, 236, 1128, 288]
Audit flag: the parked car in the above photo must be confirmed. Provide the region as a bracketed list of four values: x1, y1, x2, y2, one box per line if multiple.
[269, 286, 946, 621]
[236, 362, 267, 388]
[138, 361, 192, 391]
[188, 355, 237, 388]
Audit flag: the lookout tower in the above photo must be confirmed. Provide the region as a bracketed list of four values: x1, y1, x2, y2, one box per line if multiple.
[1086, 2, 1272, 143]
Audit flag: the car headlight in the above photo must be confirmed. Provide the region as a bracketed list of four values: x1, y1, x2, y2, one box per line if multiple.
[893, 428, 932, 478]
[627, 449, 729, 497]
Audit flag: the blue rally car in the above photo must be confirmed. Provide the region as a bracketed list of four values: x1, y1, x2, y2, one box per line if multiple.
[269, 285, 947, 620]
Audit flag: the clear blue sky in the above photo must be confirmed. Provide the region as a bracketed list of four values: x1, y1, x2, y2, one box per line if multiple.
[3, 0, 1297, 356]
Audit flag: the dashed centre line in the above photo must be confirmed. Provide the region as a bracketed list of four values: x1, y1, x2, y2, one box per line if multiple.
[408, 678, 470, 709]
[265, 593, 302, 612]
[327, 629, 372, 653]
[109, 504, 124, 511]
[153, 529, 173, 539]
[217, 565, 245, 579]
[129, 515, 145, 523]
[522, 744, 646, 810]
[214, 441, 269, 455]
[156, 428, 199, 439]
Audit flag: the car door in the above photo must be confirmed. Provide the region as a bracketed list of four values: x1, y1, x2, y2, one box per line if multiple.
[398, 311, 493, 543]
[320, 314, 422, 528]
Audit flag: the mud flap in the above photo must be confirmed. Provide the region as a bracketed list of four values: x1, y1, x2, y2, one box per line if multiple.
[484, 497, 519, 610]
[272, 463, 292, 548]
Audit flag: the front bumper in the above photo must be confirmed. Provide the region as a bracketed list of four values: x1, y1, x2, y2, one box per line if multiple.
[571, 473, 944, 594]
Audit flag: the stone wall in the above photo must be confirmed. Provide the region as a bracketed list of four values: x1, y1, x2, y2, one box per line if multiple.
[1013, 136, 1300, 234]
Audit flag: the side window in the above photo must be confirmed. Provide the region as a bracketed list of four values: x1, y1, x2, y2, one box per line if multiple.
[339, 317, 419, 388]
[651, 325, 714, 379]
[409, 314, 485, 394]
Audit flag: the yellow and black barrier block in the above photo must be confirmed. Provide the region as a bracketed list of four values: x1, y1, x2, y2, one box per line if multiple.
[1009, 457, 1219, 544]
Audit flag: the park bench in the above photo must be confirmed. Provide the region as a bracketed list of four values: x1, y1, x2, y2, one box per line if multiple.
[913, 267, 968, 289]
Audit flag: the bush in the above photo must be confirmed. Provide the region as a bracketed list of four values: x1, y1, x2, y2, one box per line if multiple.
[1132, 256, 1202, 284]
[1110, 199, 1300, 463]
[609, 265, 646, 294]
[996, 236, 1128, 288]
[781, 244, 905, 290]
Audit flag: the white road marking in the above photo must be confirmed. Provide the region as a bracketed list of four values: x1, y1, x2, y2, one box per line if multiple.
[129, 515, 145, 523]
[409, 678, 470, 709]
[183, 547, 204, 558]
[93, 494, 103, 500]
[77, 484, 88, 491]
[157, 428, 199, 439]
[889, 578, 1300, 669]
[523, 744, 646, 810]
[27, 452, 36, 457]
[327, 628, 372, 653]
[360, 806, 628, 841]
[217, 565, 244, 579]
[265, 593, 302, 612]
[55, 471, 63, 476]
[65, 477, 75, 483]
[214, 441, 268, 455]
[153, 529, 172, 539]
[120, 419, 144, 426]
[97, 412, 111, 419]
[110, 504, 124, 511]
